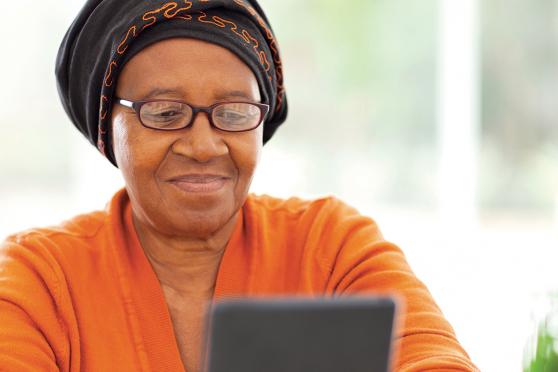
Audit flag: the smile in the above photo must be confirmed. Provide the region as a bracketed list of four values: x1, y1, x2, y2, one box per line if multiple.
[168, 174, 229, 193]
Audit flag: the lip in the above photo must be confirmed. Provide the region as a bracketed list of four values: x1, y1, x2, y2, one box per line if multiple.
[168, 174, 230, 193]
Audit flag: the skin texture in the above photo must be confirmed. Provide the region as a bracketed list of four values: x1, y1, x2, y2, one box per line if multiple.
[111, 38, 263, 372]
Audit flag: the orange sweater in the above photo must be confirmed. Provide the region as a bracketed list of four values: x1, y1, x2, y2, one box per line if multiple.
[0, 189, 477, 371]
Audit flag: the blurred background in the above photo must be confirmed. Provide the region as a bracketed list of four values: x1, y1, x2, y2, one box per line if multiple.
[1, 0, 557, 370]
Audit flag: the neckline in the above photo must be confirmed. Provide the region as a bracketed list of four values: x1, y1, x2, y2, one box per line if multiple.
[108, 189, 248, 372]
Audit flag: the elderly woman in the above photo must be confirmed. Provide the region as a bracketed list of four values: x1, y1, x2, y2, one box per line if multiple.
[0, 0, 477, 371]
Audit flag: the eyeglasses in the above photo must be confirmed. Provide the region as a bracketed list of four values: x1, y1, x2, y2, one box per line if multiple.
[115, 98, 270, 132]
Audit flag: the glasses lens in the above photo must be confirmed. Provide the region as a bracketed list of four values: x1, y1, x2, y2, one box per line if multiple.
[140, 101, 192, 130]
[213, 103, 261, 131]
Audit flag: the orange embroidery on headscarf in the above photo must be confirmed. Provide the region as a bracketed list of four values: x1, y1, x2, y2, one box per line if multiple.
[196, 12, 271, 79]
[258, 51, 271, 72]
[97, 137, 106, 155]
[174, 13, 193, 20]
[232, 0, 272, 37]
[212, 16, 243, 36]
[104, 61, 118, 87]
[231, 0, 284, 110]
[98, 95, 109, 154]
[117, 26, 137, 55]
[142, 2, 176, 30]
[142, 1, 194, 29]
[243, 32, 269, 71]
[164, 1, 193, 19]
[138, 0, 281, 88]
[215, 17, 261, 56]
[197, 11, 226, 27]
[100, 0, 287, 155]
[100, 95, 109, 120]
[237, 29, 252, 44]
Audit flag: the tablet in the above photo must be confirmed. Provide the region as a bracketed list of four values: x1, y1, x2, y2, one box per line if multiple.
[205, 296, 397, 372]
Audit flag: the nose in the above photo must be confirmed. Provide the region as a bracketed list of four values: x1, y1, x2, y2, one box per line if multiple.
[170, 112, 228, 162]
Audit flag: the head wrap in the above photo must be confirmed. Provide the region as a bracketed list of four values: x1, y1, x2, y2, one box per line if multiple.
[56, 0, 287, 166]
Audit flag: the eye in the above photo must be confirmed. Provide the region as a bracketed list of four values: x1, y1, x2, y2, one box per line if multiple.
[140, 101, 192, 129]
[158, 110, 180, 118]
[213, 103, 261, 130]
[216, 110, 248, 123]
[142, 103, 182, 120]
[148, 110, 184, 124]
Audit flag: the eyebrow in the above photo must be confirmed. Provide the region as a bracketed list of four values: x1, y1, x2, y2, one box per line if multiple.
[214, 90, 256, 102]
[141, 87, 258, 102]
[142, 87, 182, 100]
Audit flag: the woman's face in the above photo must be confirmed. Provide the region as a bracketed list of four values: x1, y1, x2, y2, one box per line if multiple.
[112, 38, 263, 238]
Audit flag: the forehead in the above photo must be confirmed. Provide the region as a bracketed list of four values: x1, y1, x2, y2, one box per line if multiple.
[116, 38, 260, 101]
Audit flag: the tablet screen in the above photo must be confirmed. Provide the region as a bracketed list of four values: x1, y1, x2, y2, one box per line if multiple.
[205, 296, 397, 372]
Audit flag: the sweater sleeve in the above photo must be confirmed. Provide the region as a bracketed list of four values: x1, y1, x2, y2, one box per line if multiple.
[0, 237, 72, 372]
[319, 199, 478, 372]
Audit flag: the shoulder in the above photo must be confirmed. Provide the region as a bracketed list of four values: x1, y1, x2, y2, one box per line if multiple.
[0, 209, 110, 289]
[0, 194, 125, 354]
[0, 204, 117, 369]
[243, 193, 386, 269]
[245, 193, 382, 238]
[241, 194, 397, 292]
[5, 209, 106, 242]
[245, 193, 362, 219]
[1, 188, 128, 265]
[2, 208, 108, 259]
[0, 188, 131, 296]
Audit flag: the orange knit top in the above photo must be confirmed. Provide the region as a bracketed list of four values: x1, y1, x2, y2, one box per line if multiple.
[0, 189, 477, 371]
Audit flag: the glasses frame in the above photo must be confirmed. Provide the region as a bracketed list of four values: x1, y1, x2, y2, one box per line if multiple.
[115, 98, 270, 132]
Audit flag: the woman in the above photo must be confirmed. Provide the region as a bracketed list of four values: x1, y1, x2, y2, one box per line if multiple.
[0, 0, 477, 371]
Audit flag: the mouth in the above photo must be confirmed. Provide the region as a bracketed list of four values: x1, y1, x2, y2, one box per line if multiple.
[168, 174, 230, 193]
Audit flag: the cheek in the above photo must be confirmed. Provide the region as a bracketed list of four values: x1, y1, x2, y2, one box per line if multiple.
[235, 126, 263, 181]
[111, 113, 151, 184]
[111, 112, 161, 183]
[112, 114, 133, 170]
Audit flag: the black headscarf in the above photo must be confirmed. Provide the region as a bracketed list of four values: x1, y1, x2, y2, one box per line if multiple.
[56, 0, 287, 166]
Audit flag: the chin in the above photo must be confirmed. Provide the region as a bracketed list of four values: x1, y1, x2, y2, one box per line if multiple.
[165, 205, 236, 238]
